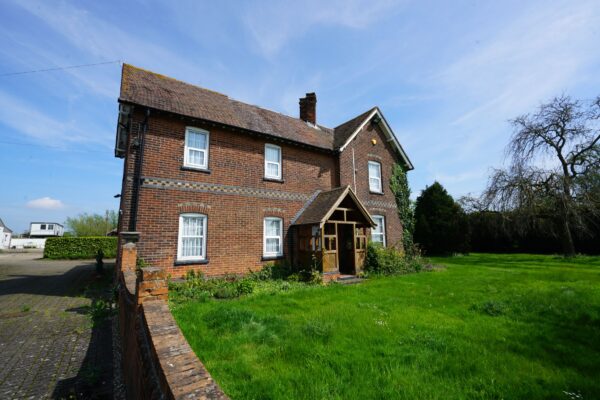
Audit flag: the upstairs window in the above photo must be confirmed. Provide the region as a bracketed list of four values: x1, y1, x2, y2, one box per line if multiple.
[264, 144, 282, 180]
[368, 161, 382, 193]
[184, 127, 209, 169]
[371, 215, 386, 246]
[177, 213, 207, 261]
[263, 217, 283, 257]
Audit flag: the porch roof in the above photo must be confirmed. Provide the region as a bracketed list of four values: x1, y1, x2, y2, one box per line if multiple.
[292, 186, 376, 227]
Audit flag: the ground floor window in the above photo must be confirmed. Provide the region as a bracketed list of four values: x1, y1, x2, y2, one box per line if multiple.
[177, 213, 207, 260]
[371, 215, 386, 246]
[264, 217, 283, 257]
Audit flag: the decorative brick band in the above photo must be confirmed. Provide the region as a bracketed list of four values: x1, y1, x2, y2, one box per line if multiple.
[142, 176, 311, 202]
[364, 199, 397, 209]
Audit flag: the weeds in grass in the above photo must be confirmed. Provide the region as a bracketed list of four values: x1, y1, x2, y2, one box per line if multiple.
[471, 300, 507, 316]
[364, 242, 428, 276]
[20, 304, 30, 313]
[172, 253, 600, 400]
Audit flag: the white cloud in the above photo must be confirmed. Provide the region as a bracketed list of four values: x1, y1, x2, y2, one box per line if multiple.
[26, 197, 65, 209]
[243, 0, 403, 57]
[0, 89, 110, 148]
[10, 0, 208, 91]
[437, 1, 600, 125]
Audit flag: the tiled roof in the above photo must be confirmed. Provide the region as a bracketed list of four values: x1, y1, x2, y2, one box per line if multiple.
[332, 107, 376, 148]
[120, 64, 336, 150]
[118, 64, 414, 168]
[293, 186, 375, 227]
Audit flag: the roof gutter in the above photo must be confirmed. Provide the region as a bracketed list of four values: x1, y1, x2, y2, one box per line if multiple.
[118, 100, 337, 155]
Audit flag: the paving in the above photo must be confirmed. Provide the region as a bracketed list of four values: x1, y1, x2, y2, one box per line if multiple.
[0, 251, 115, 399]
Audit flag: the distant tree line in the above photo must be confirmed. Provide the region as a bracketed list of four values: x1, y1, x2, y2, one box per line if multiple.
[411, 95, 599, 256]
[65, 211, 118, 237]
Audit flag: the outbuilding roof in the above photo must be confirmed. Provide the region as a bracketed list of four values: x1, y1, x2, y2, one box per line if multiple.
[0, 218, 12, 233]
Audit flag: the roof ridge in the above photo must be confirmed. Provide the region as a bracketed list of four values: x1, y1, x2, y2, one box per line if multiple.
[333, 106, 377, 130]
[228, 98, 333, 134]
[123, 63, 332, 135]
[123, 63, 229, 99]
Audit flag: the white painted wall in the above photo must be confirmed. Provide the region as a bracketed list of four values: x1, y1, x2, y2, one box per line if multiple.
[9, 238, 46, 249]
[0, 227, 11, 249]
[29, 223, 64, 237]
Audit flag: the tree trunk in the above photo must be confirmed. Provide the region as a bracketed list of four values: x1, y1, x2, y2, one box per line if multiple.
[560, 214, 576, 257]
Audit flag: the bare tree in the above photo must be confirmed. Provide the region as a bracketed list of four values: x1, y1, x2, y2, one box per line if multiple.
[483, 95, 600, 256]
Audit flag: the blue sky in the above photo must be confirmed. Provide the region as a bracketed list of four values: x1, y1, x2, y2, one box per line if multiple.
[1, 0, 599, 233]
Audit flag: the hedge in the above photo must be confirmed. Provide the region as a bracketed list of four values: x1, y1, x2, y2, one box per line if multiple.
[44, 237, 118, 259]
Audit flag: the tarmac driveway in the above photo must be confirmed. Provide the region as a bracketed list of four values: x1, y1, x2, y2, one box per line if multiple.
[0, 251, 115, 399]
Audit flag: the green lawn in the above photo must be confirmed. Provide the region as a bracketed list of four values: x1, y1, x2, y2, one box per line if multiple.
[171, 254, 600, 399]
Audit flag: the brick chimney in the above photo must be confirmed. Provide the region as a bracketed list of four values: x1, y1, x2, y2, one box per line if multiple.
[299, 93, 317, 125]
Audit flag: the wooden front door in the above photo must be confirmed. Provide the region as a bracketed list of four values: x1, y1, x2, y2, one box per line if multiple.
[354, 226, 367, 273]
[322, 223, 337, 273]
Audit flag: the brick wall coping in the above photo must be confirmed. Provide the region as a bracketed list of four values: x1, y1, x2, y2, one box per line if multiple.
[123, 270, 137, 295]
[143, 300, 228, 399]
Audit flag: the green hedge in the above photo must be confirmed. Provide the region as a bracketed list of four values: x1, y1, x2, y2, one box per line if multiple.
[44, 237, 118, 259]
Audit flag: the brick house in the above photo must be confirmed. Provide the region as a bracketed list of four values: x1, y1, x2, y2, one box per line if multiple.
[115, 64, 413, 277]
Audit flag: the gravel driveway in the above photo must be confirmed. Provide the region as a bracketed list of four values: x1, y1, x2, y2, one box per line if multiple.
[0, 251, 116, 399]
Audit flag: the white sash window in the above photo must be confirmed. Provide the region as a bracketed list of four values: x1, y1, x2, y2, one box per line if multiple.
[263, 217, 283, 256]
[368, 161, 382, 193]
[178, 214, 207, 260]
[372, 215, 386, 246]
[264, 144, 282, 179]
[184, 127, 209, 169]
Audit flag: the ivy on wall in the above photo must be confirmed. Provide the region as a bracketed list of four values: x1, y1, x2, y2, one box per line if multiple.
[390, 163, 414, 253]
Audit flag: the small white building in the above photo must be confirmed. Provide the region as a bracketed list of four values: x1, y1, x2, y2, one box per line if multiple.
[29, 222, 64, 238]
[0, 218, 12, 249]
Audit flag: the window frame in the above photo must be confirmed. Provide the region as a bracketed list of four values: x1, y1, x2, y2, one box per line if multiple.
[263, 217, 283, 257]
[40, 224, 46, 230]
[183, 127, 210, 170]
[48, 224, 54, 230]
[371, 215, 386, 246]
[264, 144, 282, 180]
[177, 213, 208, 261]
[368, 161, 383, 193]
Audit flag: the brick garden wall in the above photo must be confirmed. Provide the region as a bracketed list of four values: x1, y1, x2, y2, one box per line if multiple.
[117, 237, 227, 399]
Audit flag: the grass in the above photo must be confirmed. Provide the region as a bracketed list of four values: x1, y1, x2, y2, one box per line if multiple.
[171, 254, 600, 399]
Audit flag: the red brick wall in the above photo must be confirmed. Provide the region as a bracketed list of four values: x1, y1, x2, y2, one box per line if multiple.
[338, 122, 404, 249]
[120, 110, 337, 277]
[136, 188, 305, 277]
[140, 113, 337, 191]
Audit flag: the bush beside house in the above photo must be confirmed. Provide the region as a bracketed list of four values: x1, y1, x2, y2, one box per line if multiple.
[44, 237, 117, 259]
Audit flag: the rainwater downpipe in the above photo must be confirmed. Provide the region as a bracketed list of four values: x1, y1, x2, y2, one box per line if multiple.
[352, 147, 357, 192]
[129, 108, 150, 231]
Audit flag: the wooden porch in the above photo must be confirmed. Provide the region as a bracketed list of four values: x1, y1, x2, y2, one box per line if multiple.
[292, 186, 375, 275]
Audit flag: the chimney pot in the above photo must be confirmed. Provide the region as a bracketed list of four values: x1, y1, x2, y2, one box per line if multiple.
[299, 92, 317, 125]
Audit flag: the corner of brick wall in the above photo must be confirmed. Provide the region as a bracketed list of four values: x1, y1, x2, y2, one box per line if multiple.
[117, 232, 228, 399]
[143, 301, 228, 399]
